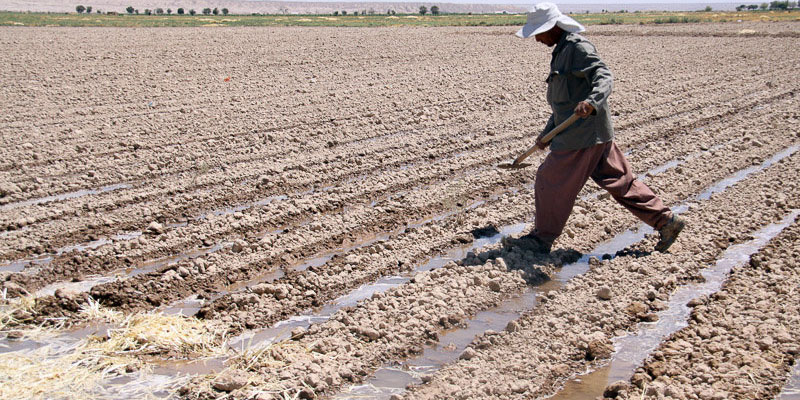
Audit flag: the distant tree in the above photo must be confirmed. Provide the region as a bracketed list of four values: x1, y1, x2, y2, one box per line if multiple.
[341, 10, 347, 15]
[212, 7, 219, 15]
[144, 8, 151, 15]
[748, 4, 759, 9]
[126, 5, 134, 13]
[333, 10, 338, 15]
[189, 9, 196, 15]
[769, 0, 789, 9]
[431, 5, 439, 15]
[135, 9, 139, 14]
[419, 5, 427, 15]
[155, 7, 164, 14]
[167, 8, 172, 14]
[704, 5, 712, 11]
[202, 7, 211, 14]
[76, 5, 86, 13]
[222, 8, 228, 15]
[760, 2, 769, 9]
[736, 4, 745, 10]
[361, 9, 366, 15]
[86, 5, 92, 13]
[177, 7, 184, 14]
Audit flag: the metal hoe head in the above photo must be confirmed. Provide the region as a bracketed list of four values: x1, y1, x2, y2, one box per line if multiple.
[498, 162, 532, 170]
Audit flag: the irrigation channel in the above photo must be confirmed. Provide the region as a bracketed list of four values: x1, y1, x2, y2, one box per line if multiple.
[37, 135, 722, 386]
[0, 183, 131, 212]
[4, 140, 793, 395]
[129, 135, 745, 317]
[160, 137, 726, 318]
[332, 145, 800, 398]
[546, 210, 800, 400]
[780, 365, 800, 400]
[0, 126, 749, 300]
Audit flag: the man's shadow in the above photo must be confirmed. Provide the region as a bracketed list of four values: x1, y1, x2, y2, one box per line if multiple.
[462, 225, 652, 285]
[461, 225, 581, 285]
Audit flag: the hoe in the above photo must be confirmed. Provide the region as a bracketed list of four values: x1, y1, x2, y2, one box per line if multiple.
[498, 113, 580, 170]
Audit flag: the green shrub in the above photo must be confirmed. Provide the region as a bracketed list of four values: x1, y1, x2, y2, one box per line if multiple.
[599, 17, 623, 24]
[653, 16, 700, 24]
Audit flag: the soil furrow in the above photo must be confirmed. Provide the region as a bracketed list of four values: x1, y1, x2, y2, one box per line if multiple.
[402, 150, 800, 400]
[193, 124, 796, 337]
[609, 218, 800, 400]
[181, 127, 800, 400]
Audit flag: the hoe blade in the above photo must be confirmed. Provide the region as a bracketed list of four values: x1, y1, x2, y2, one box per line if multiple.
[498, 162, 532, 170]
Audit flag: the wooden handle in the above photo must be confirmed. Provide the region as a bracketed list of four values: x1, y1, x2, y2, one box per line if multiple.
[512, 113, 581, 166]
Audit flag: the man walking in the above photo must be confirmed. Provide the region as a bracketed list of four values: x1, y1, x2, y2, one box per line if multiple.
[510, 2, 685, 253]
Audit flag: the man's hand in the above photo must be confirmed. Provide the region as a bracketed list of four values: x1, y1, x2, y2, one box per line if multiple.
[536, 139, 550, 150]
[574, 101, 595, 118]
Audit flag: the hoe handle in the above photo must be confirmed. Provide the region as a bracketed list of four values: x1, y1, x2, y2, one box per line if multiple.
[512, 113, 581, 166]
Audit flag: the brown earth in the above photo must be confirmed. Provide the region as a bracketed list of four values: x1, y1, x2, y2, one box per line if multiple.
[1, 21, 799, 399]
[610, 220, 800, 400]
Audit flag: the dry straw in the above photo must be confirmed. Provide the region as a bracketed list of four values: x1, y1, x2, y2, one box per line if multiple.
[1, 296, 228, 399]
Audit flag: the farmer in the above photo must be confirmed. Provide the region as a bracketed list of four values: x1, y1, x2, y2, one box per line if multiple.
[510, 2, 685, 253]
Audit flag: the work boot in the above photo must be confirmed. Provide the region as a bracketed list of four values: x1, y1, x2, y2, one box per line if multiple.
[655, 215, 686, 253]
[502, 232, 552, 254]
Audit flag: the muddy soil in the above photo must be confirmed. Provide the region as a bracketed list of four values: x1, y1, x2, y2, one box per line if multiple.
[609, 220, 800, 400]
[403, 153, 800, 400]
[1, 21, 800, 400]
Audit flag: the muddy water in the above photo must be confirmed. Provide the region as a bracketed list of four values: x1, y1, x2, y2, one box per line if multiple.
[547, 209, 800, 400]
[0, 231, 142, 274]
[697, 145, 798, 201]
[334, 146, 800, 399]
[196, 194, 288, 220]
[335, 289, 539, 399]
[0, 183, 131, 211]
[33, 241, 230, 298]
[779, 363, 800, 399]
[335, 214, 660, 398]
[0, 320, 112, 355]
[227, 223, 528, 349]
[163, 198, 502, 316]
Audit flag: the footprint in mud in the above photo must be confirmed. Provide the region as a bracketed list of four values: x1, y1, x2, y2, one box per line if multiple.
[470, 225, 501, 239]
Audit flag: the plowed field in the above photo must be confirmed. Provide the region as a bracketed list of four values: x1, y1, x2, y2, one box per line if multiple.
[1, 21, 799, 400]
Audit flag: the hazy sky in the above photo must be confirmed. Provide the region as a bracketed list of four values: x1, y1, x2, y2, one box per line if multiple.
[440, 1, 733, 3]
[297, 1, 740, 5]
[339, 1, 739, 4]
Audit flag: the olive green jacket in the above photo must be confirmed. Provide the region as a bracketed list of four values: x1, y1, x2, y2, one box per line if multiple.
[540, 32, 615, 151]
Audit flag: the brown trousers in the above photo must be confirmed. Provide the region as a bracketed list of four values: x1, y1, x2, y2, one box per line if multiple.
[534, 141, 672, 243]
